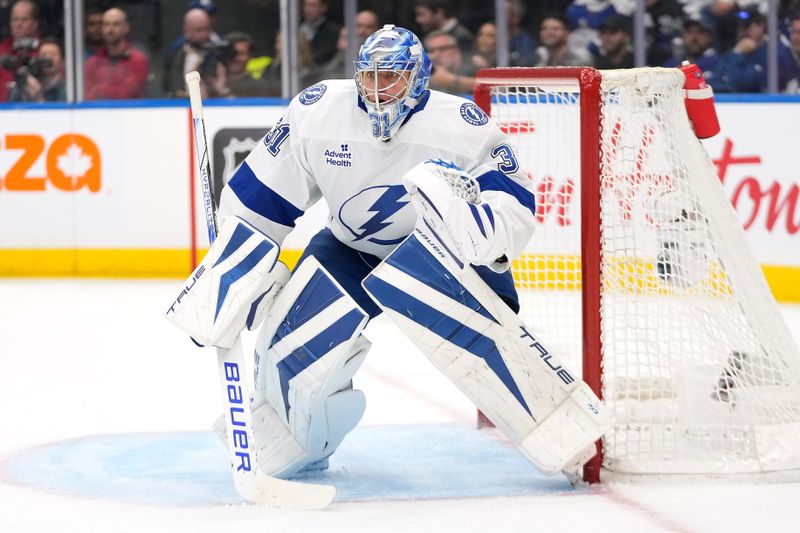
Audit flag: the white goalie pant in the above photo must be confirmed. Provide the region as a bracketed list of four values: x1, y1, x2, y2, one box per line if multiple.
[363, 225, 613, 475]
[246, 256, 370, 478]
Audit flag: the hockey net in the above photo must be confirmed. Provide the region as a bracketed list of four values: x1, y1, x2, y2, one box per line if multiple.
[474, 67, 800, 482]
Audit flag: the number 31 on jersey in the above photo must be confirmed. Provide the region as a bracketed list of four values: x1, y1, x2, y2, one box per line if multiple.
[265, 120, 291, 156]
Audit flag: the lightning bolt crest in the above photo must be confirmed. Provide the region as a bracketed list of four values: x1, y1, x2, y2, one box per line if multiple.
[355, 186, 409, 244]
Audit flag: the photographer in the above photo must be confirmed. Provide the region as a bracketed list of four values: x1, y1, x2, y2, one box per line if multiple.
[0, 0, 41, 101]
[8, 36, 65, 102]
[202, 32, 283, 98]
[196, 37, 235, 98]
[163, 7, 218, 98]
[84, 7, 149, 100]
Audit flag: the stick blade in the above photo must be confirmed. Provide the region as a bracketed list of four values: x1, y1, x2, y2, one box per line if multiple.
[237, 471, 336, 510]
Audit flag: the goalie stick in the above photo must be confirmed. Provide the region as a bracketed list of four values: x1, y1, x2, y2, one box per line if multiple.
[185, 71, 336, 510]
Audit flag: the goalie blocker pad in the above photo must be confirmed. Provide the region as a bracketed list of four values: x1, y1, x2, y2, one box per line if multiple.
[165, 216, 290, 348]
[362, 225, 612, 475]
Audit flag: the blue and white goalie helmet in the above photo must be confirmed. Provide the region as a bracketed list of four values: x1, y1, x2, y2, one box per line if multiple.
[355, 25, 432, 141]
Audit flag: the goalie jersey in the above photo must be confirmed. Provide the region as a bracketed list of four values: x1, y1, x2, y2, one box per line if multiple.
[218, 79, 537, 266]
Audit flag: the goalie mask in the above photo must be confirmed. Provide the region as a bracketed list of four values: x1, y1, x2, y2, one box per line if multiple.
[355, 25, 431, 141]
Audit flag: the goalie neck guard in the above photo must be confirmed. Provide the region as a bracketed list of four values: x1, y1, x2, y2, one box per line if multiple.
[354, 25, 431, 141]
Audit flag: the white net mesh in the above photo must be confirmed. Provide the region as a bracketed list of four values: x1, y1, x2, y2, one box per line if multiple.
[481, 67, 800, 478]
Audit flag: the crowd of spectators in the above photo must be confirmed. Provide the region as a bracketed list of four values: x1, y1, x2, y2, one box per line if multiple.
[1, 0, 800, 103]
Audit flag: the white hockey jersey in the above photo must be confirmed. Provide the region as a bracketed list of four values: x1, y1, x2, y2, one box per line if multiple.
[219, 79, 536, 267]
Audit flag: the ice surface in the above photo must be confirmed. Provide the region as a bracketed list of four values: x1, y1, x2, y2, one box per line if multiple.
[1, 427, 571, 506]
[1, 279, 799, 532]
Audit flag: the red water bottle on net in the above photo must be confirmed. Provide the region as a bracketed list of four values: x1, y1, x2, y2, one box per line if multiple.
[681, 60, 720, 139]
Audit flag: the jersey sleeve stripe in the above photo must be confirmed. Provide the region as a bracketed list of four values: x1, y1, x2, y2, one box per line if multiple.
[476, 170, 536, 217]
[228, 161, 305, 228]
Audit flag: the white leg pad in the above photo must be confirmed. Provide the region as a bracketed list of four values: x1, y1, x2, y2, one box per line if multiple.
[254, 257, 370, 477]
[518, 382, 611, 475]
[212, 385, 368, 478]
[363, 229, 613, 475]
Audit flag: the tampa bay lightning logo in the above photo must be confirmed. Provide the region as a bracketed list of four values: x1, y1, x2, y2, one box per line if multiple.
[339, 185, 412, 246]
[298, 83, 327, 105]
[460, 102, 488, 126]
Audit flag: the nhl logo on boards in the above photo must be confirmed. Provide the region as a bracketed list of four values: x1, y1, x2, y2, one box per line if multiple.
[299, 83, 327, 105]
[460, 102, 489, 126]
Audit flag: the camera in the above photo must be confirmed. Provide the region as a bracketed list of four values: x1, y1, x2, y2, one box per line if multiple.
[0, 38, 53, 92]
[199, 40, 236, 78]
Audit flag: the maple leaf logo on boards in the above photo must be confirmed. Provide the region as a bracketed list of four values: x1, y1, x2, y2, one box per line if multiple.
[46, 134, 101, 191]
[56, 143, 94, 187]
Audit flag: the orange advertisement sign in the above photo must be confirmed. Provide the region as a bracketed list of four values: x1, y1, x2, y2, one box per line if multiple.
[0, 133, 101, 192]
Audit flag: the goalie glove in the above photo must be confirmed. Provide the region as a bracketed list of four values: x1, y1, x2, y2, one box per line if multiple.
[165, 216, 290, 348]
[402, 158, 509, 268]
